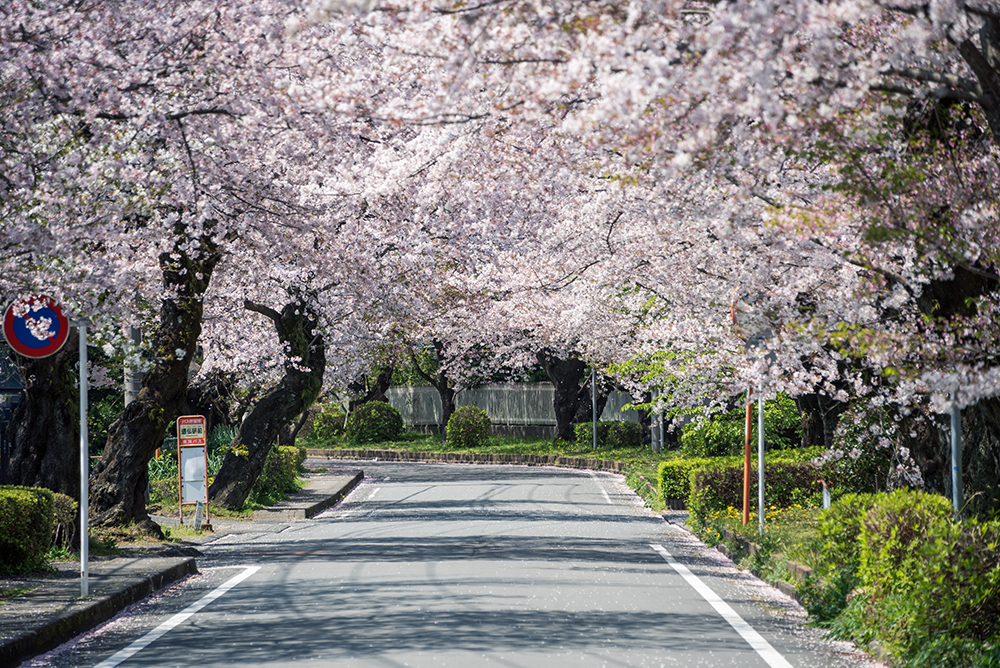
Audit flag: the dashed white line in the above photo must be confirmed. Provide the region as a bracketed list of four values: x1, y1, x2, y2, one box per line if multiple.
[650, 544, 794, 668]
[92, 565, 260, 668]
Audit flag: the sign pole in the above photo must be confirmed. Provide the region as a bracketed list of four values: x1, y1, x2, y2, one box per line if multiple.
[78, 322, 89, 598]
[758, 386, 765, 535]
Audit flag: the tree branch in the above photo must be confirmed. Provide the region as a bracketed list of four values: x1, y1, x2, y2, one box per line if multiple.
[244, 299, 281, 323]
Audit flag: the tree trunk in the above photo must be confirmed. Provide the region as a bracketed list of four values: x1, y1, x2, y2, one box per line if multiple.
[4, 333, 80, 499]
[796, 394, 847, 448]
[536, 350, 587, 442]
[90, 236, 220, 534]
[410, 340, 456, 443]
[210, 297, 325, 510]
[278, 410, 310, 446]
[348, 365, 394, 411]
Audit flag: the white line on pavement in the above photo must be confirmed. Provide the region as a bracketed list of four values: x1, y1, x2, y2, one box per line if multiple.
[92, 565, 261, 668]
[649, 544, 794, 668]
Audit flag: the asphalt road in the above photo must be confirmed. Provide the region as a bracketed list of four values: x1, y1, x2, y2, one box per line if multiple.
[22, 461, 883, 668]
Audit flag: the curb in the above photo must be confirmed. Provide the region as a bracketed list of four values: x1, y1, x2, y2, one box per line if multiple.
[252, 470, 364, 521]
[0, 557, 196, 668]
[307, 449, 627, 473]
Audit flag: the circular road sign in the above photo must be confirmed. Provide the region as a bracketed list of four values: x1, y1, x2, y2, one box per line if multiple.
[2, 295, 70, 358]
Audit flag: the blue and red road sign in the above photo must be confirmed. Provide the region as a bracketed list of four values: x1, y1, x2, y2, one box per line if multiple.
[2, 295, 70, 358]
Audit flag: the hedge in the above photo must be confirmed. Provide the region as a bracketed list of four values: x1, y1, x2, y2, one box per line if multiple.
[248, 445, 307, 506]
[658, 447, 825, 506]
[0, 486, 55, 574]
[688, 460, 825, 526]
[574, 421, 643, 449]
[805, 490, 1000, 668]
[345, 401, 404, 444]
[446, 406, 492, 448]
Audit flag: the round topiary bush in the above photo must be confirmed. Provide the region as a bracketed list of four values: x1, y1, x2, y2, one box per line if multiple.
[312, 405, 348, 441]
[345, 401, 404, 444]
[446, 406, 492, 448]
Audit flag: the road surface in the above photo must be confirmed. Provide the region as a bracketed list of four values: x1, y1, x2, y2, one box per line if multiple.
[23, 461, 882, 668]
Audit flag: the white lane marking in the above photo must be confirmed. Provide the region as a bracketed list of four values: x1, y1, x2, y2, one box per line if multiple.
[650, 544, 794, 668]
[93, 565, 260, 668]
[589, 472, 613, 504]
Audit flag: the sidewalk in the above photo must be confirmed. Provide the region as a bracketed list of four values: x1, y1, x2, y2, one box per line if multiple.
[0, 469, 363, 668]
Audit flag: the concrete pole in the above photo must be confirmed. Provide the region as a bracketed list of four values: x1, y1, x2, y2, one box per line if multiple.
[78, 324, 89, 598]
[758, 387, 765, 535]
[951, 402, 963, 520]
[591, 368, 597, 450]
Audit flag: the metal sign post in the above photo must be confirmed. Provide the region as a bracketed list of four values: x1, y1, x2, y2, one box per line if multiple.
[78, 323, 89, 597]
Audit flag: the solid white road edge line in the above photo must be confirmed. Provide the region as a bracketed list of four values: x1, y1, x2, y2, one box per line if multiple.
[92, 565, 261, 668]
[589, 472, 613, 504]
[650, 544, 794, 668]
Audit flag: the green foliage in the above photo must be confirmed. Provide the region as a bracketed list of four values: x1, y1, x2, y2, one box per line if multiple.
[658, 457, 711, 500]
[0, 486, 55, 574]
[574, 420, 643, 449]
[248, 445, 306, 506]
[829, 403, 896, 494]
[51, 492, 78, 549]
[680, 393, 802, 457]
[312, 404, 347, 441]
[658, 448, 824, 506]
[345, 401, 404, 444]
[802, 489, 1000, 667]
[446, 405, 492, 449]
[687, 460, 825, 528]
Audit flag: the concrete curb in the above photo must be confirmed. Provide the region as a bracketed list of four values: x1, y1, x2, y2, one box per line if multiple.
[0, 557, 196, 668]
[307, 448, 627, 473]
[252, 470, 364, 521]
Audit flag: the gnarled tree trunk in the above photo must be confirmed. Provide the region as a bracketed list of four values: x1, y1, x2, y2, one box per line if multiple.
[4, 333, 79, 499]
[410, 340, 456, 443]
[90, 236, 220, 534]
[209, 297, 325, 510]
[536, 350, 588, 442]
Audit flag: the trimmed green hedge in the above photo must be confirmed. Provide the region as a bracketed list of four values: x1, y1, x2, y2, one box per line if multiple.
[803, 490, 1000, 668]
[574, 421, 643, 449]
[658, 447, 825, 506]
[446, 406, 492, 448]
[688, 460, 825, 526]
[345, 401, 403, 444]
[0, 486, 55, 574]
[312, 405, 347, 441]
[248, 445, 306, 506]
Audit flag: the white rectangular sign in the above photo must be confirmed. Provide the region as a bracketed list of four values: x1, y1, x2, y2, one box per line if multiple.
[179, 446, 207, 504]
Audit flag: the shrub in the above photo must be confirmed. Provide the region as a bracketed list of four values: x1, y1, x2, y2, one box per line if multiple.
[248, 445, 305, 506]
[345, 401, 404, 444]
[680, 393, 802, 457]
[827, 403, 896, 495]
[807, 489, 1000, 666]
[447, 406, 492, 448]
[312, 404, 347, 441]
[688, 460, 825, 527]
[575, 420, 643, 449]
[658, 457, 711, 501]
[0, 486, 55, 574]
[51, 492, 78, 549]
[658, 448, 826, 507]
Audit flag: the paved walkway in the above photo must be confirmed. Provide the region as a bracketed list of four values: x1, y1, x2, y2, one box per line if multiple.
[0, 469, 363, 667]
